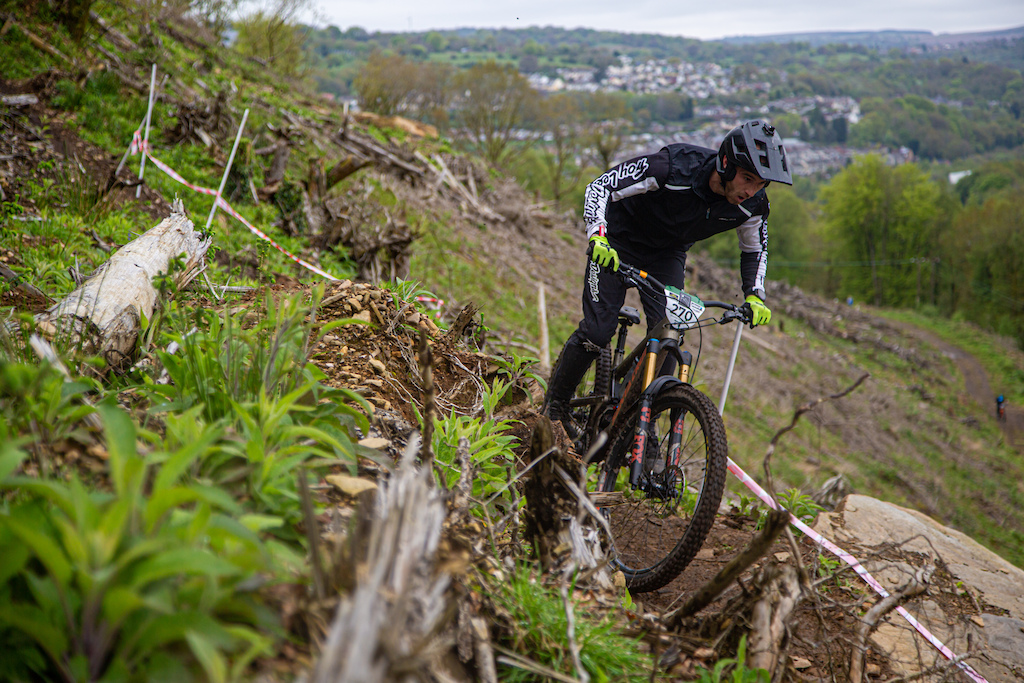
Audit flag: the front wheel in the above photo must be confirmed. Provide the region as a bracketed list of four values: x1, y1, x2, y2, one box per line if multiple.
[594, 384, 728, 594]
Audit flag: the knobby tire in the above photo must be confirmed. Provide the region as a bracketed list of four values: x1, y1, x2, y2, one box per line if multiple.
[564, 346, 614, 450]
[597, 383, 728, 594]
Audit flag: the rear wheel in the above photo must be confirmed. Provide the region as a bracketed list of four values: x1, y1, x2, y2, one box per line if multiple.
[565, 346, 613, 454]
[594, 384, 727, 594]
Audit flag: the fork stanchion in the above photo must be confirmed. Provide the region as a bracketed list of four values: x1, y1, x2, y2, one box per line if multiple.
[717, 321, 744, 415]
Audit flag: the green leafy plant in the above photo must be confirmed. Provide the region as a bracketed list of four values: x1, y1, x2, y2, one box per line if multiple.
[0, 360, 100, 451]
[492, 350, 547, 394]
[778, 488, 825, 525]
[695, 637, 770, 683]
[733, 493, 757, 516]
[430, 379, 520, 509]
[752, 488, 824, 531]
[139, 291, 371, 543]
[0, 404, 275, 683]
[815, 551, 855, 592]
[143, 288, 366, 423]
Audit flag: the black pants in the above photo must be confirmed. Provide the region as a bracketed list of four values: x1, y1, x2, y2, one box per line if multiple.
[546, 243, 687, 407]
[575, 243, 688, 348]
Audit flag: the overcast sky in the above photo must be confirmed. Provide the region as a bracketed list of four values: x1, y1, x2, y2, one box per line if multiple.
[315, 0, 1024, 41]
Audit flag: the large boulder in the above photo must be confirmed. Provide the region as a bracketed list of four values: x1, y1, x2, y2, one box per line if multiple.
[814, 494, 1024, 683]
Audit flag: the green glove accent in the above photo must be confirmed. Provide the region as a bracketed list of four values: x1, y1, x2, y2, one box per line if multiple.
[587, 235, 620, 272]
[745, 295, 771, 327]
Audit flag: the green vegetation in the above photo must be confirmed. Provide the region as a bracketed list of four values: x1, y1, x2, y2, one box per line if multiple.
[487, 564, 649, 681]
[4, 2, 1024, 679]
[694, 637, 769, 683]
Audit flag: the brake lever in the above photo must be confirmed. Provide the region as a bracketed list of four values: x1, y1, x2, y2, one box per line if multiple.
[739, 303, 755, 329]
[719, 309, 746, 325]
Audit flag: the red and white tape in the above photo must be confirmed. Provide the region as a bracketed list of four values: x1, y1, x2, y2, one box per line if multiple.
[215, 197, 338, 281]
[727, 458, 988, 683]
[131, 132, 338, 281]
[415, 296, 445, 319]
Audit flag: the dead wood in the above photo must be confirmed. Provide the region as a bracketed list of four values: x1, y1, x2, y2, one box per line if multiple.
[2, 16, 73, 64]
[413, 151, 507, 224]
[417, 330, 436, 467]
[312, 438, 453, 682]
[89, 11, 137, 51]
[0, 262, 54, 306]
[470, 616, 499, 683]
[747, 562, 804, 675]
[849, 567, 930, 683]
[166, 91, 235, 148]
[255, 138, 292, 199]
[664, 507, 791, 628]
[326, 152, 372, 189]
[91, 49, 149, 94]
[444, 303, 481, 344]
[34, 199, 211, 372]
[337, 127, 424, 178]
[1, 94, 38, 106]
[350, 111, 439, 138]
[521, 418, 613, 589]
[521, 417, 574, 569]
[157, 17, 219, 57]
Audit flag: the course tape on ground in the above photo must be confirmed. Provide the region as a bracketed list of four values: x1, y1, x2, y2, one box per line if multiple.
[727, 458, 987, 683]
[131, 132, 339, 281]
[415, 296, 445, 318]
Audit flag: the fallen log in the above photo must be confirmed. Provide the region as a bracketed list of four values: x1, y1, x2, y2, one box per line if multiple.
[747, 562, 804, 675]
[34, 200, 211, 372]
[848, 567, 930, 683]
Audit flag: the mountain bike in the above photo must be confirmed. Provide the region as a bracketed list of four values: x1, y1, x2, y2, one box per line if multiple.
[562, 262, 752, 594]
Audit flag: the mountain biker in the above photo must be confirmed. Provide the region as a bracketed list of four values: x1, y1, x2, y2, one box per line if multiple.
[997, 394, 1006, 421]
[544, 120, 793, 437]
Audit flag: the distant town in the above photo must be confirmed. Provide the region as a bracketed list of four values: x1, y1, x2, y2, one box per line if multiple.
[526, 55, 915, 176]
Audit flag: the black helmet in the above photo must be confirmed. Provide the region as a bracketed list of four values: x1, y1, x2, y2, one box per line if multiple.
[717, 120, 793, 186]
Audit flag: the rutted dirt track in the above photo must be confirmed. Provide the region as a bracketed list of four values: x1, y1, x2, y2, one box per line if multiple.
[894, 321, 1024, 449]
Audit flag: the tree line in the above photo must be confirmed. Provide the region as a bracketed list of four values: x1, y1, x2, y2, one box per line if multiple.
[719, 156, 1024, 348]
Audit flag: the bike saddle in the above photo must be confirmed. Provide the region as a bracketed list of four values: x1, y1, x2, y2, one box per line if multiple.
[618, 306, 641, 326]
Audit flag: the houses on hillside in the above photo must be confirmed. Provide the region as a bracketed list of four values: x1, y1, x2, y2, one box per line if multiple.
[527, 56, 862, 129]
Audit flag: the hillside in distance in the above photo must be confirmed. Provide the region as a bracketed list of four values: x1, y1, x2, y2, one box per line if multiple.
[716, 24, 1024, 48]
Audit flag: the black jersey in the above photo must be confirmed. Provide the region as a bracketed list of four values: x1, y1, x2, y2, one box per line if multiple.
[582, 143, 770, 300]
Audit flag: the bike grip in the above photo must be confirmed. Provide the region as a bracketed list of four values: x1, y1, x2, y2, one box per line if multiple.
[740, 302, 754, 327]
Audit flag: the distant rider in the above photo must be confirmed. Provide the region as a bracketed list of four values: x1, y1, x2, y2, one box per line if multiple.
[997, 394, 1006, 421]
[544, 120, 793, 436]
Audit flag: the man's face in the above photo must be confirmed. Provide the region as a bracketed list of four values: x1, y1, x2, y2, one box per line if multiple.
[722, 167, 768, 205]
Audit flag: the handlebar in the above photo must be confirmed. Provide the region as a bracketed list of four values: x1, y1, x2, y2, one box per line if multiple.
[616, 262, 753, 327]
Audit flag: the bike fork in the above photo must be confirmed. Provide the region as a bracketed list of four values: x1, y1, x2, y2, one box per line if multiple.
[629, 397, 654, 486]
[667, 351, 693, 470]
[629, 348, 692, 485]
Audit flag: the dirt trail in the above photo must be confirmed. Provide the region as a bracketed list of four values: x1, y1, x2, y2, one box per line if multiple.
[895, 321, 1024, 449]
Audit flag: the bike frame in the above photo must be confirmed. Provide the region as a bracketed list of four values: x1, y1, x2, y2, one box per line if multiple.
[572, 263, 746, 489]
[607, 317, 692, 483]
